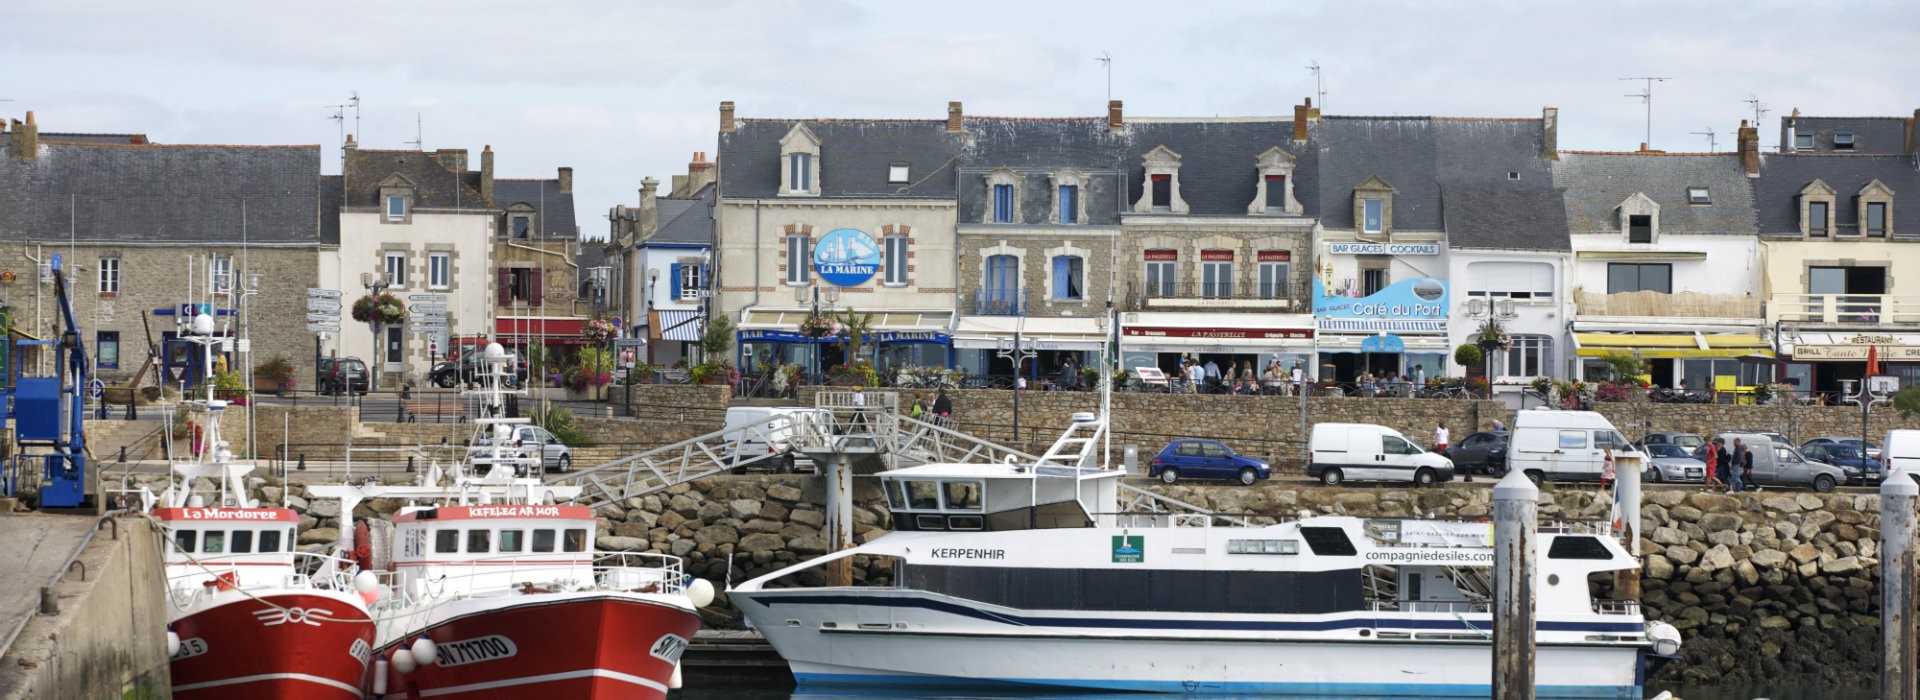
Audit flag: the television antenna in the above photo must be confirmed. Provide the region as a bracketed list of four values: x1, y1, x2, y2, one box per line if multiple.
[325, 91, 361, 166]
[1744, 94, 1770, 131]
[404, 113, 422, 150]
[1306, 61, 1326, 109]
[1690, 126, 1717, 152]
[1620, 77, 1671, 149]
[1096, 52, 1112, 104]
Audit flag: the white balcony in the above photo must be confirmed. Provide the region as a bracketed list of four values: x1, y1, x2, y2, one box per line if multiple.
[1768, 293, 1920, 326]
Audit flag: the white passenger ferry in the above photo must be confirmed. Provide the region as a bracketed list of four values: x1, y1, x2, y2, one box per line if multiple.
[730, 413, 1682, 699]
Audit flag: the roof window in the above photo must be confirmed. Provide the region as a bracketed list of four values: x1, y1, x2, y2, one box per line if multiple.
[888, 162, 910, 184]
[1687, 187, 1710, 204]
[1833, 133, 1855, 150]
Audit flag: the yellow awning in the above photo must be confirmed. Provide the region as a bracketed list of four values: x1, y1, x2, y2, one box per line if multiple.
[1576, 333, 1697, 349]
[1573, 333, 1772, 359]
[1703, 334, 1768, 350]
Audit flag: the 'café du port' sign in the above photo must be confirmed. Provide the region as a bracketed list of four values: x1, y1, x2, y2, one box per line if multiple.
[813, 228, 881, 287]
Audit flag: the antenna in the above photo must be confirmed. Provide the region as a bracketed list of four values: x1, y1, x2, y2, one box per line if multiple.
[405, 113, 422, 150]
[1690, 126, 1718, 152]
[1744, 93, 1770, 130]
[349, 91, 361, 143]
[1096, 52, 1112, 104]
[1619, 76, 1672, 149]
[1306, 61, 1326, 109]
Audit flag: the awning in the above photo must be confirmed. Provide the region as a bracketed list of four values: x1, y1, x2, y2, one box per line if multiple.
[1572, 332, 1773, 359]
[954, 316, 1106, 351]
[656, 310, 703, 342]
[1317, 319, 1449, 333]
[736, 308, 952, 344]
[1117, 312, 1314, 353]
[495, 317, 588, 344]
[1317, 332, 1451, 354]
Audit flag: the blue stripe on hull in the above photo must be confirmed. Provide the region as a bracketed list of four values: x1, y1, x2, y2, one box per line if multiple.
[795, 672, 1640, 699]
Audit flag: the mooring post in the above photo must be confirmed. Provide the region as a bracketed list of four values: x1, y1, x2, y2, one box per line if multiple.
[1613, 450, 1643, 600]
[824, 451, 855, 587]
[1493, 469, 1538, 700]
[1883, 467, 1918, 700]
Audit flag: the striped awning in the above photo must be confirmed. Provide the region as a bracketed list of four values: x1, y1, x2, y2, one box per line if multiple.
[657, 310, 703, 342]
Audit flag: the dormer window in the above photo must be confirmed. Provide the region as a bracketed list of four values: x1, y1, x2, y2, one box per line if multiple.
[778, 124, 822, 196]
[984, 169, 1021, 224]
[1834, 133, 1856, 150]
[1049, 169, 1087, 224]
[1248, 147, 1301, 215]
[1809, 202, 1830, 236]
[1800, 179, 1836, 237]
[1795, 132, 1814, 151]
[1363, 199, 1385, 233]
[1617, 192, 1659, 244]
[386, 195, 408, 221]
[378, 174, 417, 225]
[887, 162, 910, 184]
[512, 214, 532, 239]
[1858, 179, 1894, 238]
[1687, 187, 1710, 205]
[1352, 176, 1394, 236]
[1132, 145, 1189, 214]
[1629, 216, 1652, 243]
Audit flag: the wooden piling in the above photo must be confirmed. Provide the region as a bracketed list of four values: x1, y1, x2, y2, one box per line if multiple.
[1493, 469, 1538, 700]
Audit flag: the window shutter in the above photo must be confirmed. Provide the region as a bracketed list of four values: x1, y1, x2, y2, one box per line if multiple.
[700, 264, 710, 290]
[669, 263, 682, 301]
[529, 268, 543, 307]
[496, 268, 512, 306]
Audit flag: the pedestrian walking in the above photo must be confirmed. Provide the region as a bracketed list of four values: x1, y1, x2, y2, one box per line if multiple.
[1728, 438, 1746, 493]
[1414, 364, 1427, 387]
[850, 385, 869, 430]
[1203, 358, 1222, 393]
[1434, 424, 1450, 454]
[932, 388, 952, 427]
[910, 392, 926, 420]
[1713, 438, 1732, 493]
[1600, 447, 1616, 491]
[1291, 362, 1305, 396]
[1739, 442, 1757, 491]
[1702, 439, 1723, 492]
[1185, 359, 1204, 394]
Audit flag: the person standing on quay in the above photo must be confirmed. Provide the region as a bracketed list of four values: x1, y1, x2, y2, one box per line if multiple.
[1728, 438, 1746, 493]
[1739, 441, 1757, 491]
[1702, 439, 1723, 493]
[1434, 424, 1450, 455]
[932, 389, 952, 428]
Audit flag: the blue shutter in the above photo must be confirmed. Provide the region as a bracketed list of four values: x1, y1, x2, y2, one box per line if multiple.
[669, 263, 682, 301]
[700, 264, 710, 291]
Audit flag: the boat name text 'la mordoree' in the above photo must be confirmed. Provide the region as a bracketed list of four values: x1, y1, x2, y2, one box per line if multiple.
[930, 548, 1006, 560]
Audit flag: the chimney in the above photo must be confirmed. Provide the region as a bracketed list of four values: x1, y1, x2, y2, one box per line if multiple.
[12, 110, 38, 161]
[480, 145, 495, 204]
[720, 101, 736, 133]
[557, 166, 573, 194]
[640, 177, 660, 237]
[684, 150, 717, 195]
[1542, 106, 1559, 161]
[431, 148, 468, 172]
[1292, 98, 1313, 142]
[947, 101, 963, 132]
[1738, 119, 1760, 178]
[1107, 100, 1124, 131]
[344, 133, 356, 151]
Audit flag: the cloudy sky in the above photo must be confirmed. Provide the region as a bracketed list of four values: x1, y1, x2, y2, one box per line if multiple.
[7, 0, 1916, 240]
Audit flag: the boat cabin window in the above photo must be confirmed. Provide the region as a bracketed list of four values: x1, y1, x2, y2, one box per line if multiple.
[259, 529, 283, 554]
[467, 529, 491, 553]
[175, 530, 197, 553]
[1547, 535, 1615, 560]
[564, 528, 588, 553]
[435, 530, 460, 554]
[230, 530, 254, 554]
[203, 531, 226, 554]
[1299, 527, 1357, 556]
[533, 529, 556, 553]
[905, 481, 940, 510]
[500, 529, 525, 552]
[885, 479, 907, 510]
[942, 481, 983, 511]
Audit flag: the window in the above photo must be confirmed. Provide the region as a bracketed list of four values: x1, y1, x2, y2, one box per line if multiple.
[993, 184, 1015, 223]
[1258, 252, 1290, 299]
[1468, 261, 1555, 300]
[673, 262, 705, 300]
[512, 215, 531, 239]
[1558, 430, 1589, 449]
[788, 153, 812, 193]
[941, 481, 983, 511]
[434, 530, 458, 553]
[386, 194, 407, 221]
[1362, 198, 1384, 233]
[1607, 263, 1672, 294]
[1628, 215, 1653, 243]
[203, 531, 225, 554]
[385, 252, 408, 287]
[888, 162, 910, 184]
[884, 236, 909, 286]
[467, 529, 491, 553]
[1688, 187, 1710, 204]
[1834, 133, 1855, 150]
[258, 529, 281, 553]
[500, 530, 524, 553]
[1867, 202, 1887, 237]
[786, 235, 812, 285]
[501, 267, 541, 305]
[906, 481, 940, 510]
[211, 257, 232, 294]
[97, 331, 120, 370]
[98, 258, 119, 294]
[564, 528, 588, 552]
[429, 252, 451, 289]
[386, 326, 403, 364]
[1505, 335, 1553, 378]
[1051, 256, 1084, 300]
[1384, 437, 1417, 455]
[1058, 185, 1078, 224]
[1795, 132, 1814, 150]
[175, 530, 197, 553]
[1809, 201, 1830, 236]
[983, 254, 1019, 312]
[532, 529, 556, 553]
[1201, 252, 1233, 298]
[1151, 175, 1172, 209]
[1146, 257, 1176, 298]
[230, 530, 254, 554]
[1361, 268, 1389, 297]
[1265, 175, 1288, 209]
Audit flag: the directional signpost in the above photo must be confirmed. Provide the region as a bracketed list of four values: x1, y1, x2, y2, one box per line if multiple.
[408, 293, 448, 336]
[306, 288, 342, 333]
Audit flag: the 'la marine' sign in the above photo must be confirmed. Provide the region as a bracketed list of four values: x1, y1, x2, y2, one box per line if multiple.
[813, 228, 881, 287]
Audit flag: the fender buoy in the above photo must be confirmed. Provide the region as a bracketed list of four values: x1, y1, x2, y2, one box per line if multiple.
[352, 520, 375, 573]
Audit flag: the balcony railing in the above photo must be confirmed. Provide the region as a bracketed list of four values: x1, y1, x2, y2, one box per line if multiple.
[1769, 293, 1920, 325]
[1126, 281, 1307, 311]
[974, 289, 1029, 316]
[1574, 290, 1760, 319]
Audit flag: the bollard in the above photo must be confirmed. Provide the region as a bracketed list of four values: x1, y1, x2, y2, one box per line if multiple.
[297, 454, 307, 471]
[407, 456, 417, 473]
[119, 446, 127, 464]
[824, 452, 854, 587]
[39, 586, 57, 614]
[1492, 469, 1538, 700]
[1883, 467, 1918, 700]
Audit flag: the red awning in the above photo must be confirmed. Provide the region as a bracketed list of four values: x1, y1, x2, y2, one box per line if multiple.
[495, 318, 589, 345]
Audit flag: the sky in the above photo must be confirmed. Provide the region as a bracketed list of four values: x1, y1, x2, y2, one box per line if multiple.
[6, 0, 1918, 241]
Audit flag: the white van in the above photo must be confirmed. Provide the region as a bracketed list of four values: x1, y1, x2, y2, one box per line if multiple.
[721, 407, 831, 473]
[1508, 410, 1640, 484]
[1881, 429, 1920, 485]
[1308, 423, 1456, 486]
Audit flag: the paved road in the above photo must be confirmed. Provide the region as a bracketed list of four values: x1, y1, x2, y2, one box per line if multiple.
[0, 514, 96, 656]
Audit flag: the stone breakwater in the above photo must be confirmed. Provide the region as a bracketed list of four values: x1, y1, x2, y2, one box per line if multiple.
[194, 474, 1884, 687]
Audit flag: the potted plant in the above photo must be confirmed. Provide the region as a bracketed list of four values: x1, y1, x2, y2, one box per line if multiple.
[350, 293, 407, 325]
[254, 355, 296, 395]
[570, 347, 615, 400]
[212, 368, 250, 404]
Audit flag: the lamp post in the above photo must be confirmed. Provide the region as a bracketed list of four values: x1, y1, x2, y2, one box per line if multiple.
[997, 324, 1038, 447]
[1467, 298, 1518, 399]
[800, 286, 840, 385]
[360, 272, 388, 391]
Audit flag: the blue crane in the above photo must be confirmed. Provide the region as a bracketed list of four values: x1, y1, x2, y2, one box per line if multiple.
[2, 253, 93, 510]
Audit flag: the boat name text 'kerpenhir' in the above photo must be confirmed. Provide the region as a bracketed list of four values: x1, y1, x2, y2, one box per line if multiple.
[930, 548, 1006, 560]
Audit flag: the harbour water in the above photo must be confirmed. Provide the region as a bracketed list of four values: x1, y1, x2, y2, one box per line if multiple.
[667, 686, 1878, 700]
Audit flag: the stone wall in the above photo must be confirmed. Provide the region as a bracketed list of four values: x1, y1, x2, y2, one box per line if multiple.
[0, 516, 171, 700]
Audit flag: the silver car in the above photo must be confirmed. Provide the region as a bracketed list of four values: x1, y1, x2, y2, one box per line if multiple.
[472, 424, 574, 474]
[1802, 436, 1881, 460]
[1640, 443, 1705, 483]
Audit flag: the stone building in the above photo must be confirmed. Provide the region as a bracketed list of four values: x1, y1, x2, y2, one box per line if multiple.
[0, 112, 327, 389]
[488, 166, 583, 354]
[607, 153, 717, 366]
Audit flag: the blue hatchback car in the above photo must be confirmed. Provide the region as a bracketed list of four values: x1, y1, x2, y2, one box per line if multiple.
[1150, 439, 1271, 485]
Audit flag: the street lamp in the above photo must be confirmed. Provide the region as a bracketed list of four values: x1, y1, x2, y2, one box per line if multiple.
[1466, 298, 1518, 399]
[798, 286, 840, 385]
[361, 271, 388, 391]
[997, 322, 1038, 445]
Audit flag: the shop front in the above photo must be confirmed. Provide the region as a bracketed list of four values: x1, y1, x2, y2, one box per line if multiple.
[736, 308, 954, 381]
[953, 316, 1107, 386]
[495, 317, 592, 347]
[1781, 332, 1920, 398]
[1116, 312, 1315, 384]
[1572, 332, 1773, 390]
[1313, 278, 1450, 382]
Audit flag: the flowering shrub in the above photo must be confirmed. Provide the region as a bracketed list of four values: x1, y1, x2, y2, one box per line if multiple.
[1594, 381, 1646, 402]
[351, 293, 407, 324]
[581, 317, 619, 345]
[797, 315, 840, 339]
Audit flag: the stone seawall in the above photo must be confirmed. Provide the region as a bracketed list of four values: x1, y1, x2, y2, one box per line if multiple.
[0, 516, 171, 700]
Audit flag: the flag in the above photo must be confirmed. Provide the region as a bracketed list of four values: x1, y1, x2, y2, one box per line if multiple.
[1867, 344, 1882, 378]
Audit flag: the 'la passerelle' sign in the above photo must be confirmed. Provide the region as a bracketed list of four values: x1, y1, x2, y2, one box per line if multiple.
[1328, 243, 1440, 256]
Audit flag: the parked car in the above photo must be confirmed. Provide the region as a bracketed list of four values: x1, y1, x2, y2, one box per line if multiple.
[1444, 431, 1509, 475]
[1640, 443, 1706, 483]
[1508, 411, 1639, 484]
[1151, 439, 1271, 486]
[1714, 431, 1846, 492]
[721, 407, 831, 473]
[1883, 430, 1920, 484]
[1726, 430, 1793, 448]
[1802, 436, 1881, 460]
[1640, 432, 1706, 454]
[1799, 442, 1883, 486]
[430, 352, 527, 388]
[317, 357, 370, 396]
[1308, 423, 1455, 486]
[471, 424, 573, 474]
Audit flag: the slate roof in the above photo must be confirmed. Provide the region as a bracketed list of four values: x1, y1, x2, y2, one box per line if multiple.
[645, 183, 714, 246]
[0, 141, 322, 244]
[1432, 118, 1564, 250]
[1753, 153, 1920, 236]
[40, 132, 150, 145]
[1123, 119, 1310, 217]
[1780, 116, 1912, 154]
[718, 119, 965, 199]
[342, 149, 488, 211]
[494, 179, 578, 238]
[956, 117, 1128, 225]
[1552, 153, 1757, 237]
[1312, 117, 1440, 230]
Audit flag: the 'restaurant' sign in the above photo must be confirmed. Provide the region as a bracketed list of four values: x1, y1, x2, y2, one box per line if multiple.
[1123, 326, 1314, 340]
